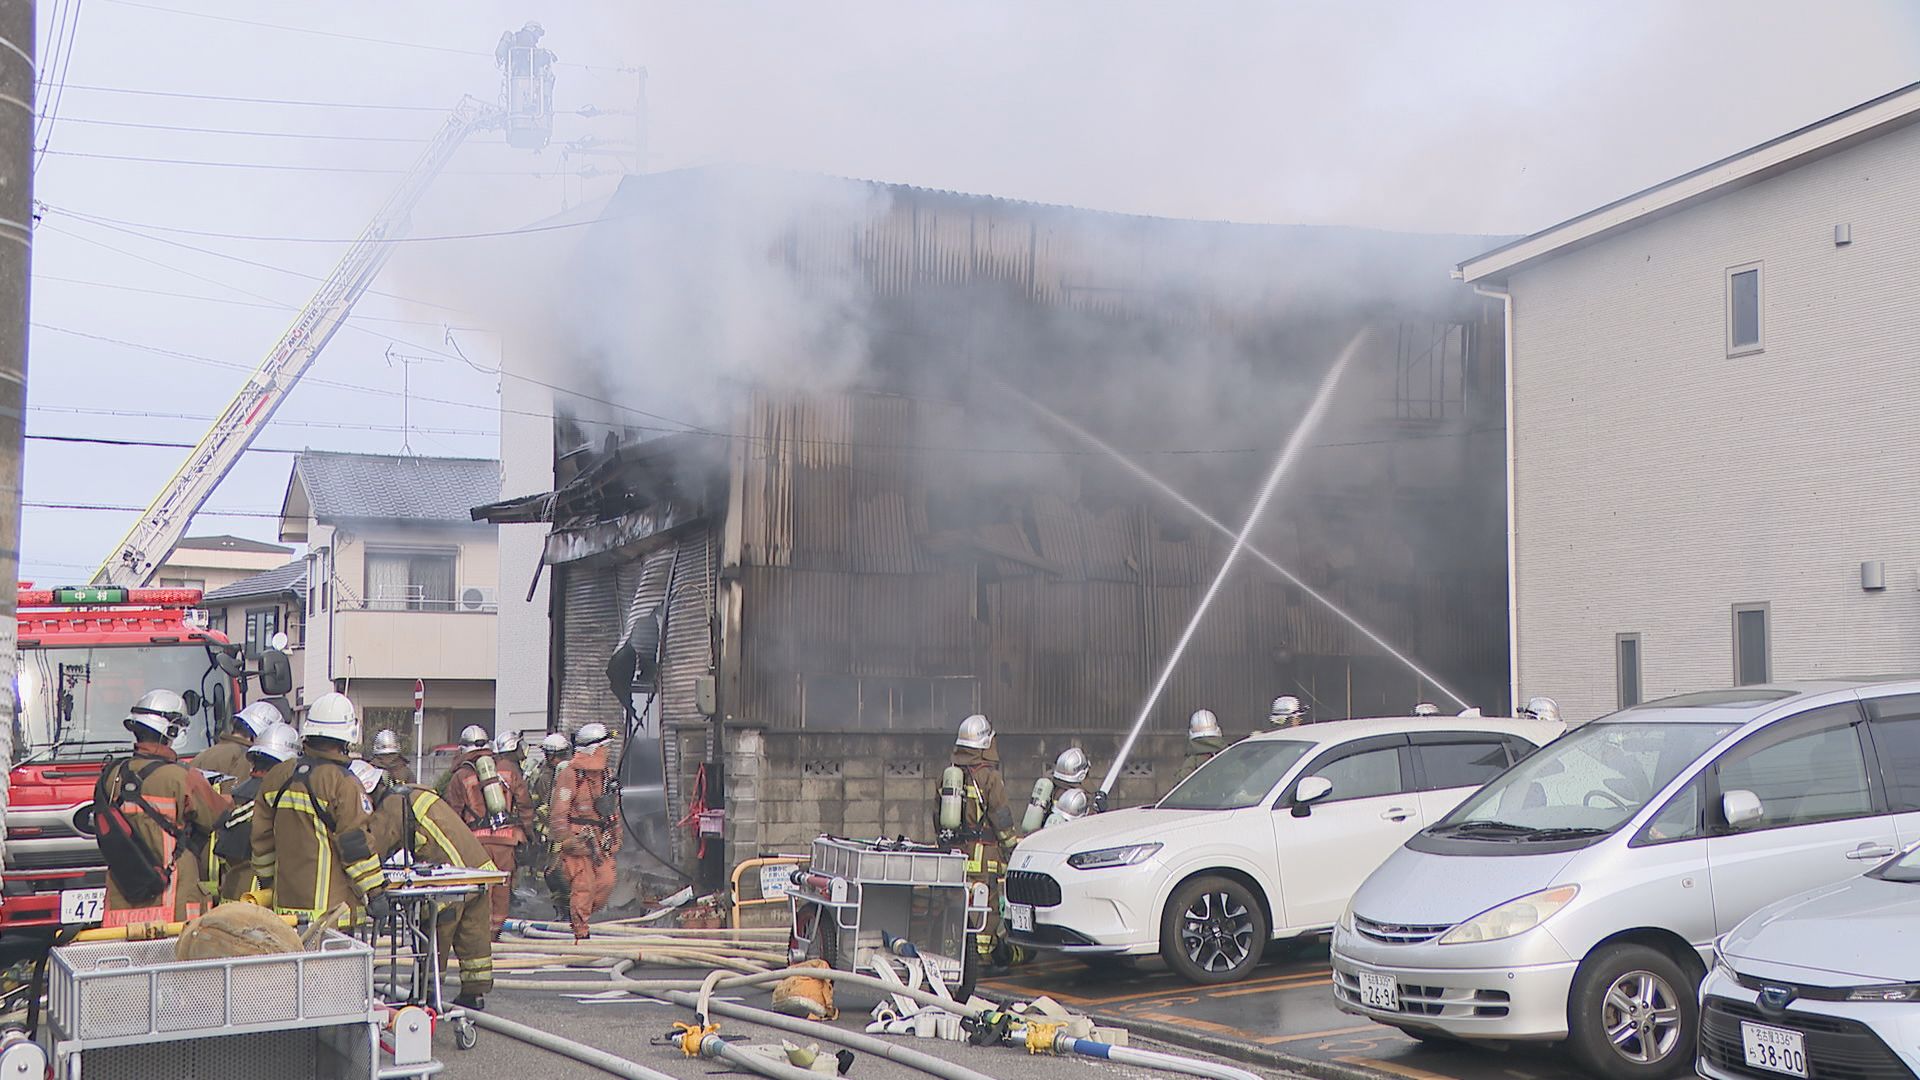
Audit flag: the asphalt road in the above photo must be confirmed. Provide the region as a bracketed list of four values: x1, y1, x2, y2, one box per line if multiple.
[981, 940, 1592, 1080]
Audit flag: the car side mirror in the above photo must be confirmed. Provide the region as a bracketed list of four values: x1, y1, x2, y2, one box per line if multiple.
[1722, 789, 1764, 829]
[181, 689, 203, 717]
[1295, 776, 1334, 806]
[213, 645, 244, 680]
[258, 650, 294, 698]
[210, 682, 231, 729]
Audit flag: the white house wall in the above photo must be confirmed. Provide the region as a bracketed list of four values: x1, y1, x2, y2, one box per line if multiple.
[1510, 119, 1920, 721]
[496, 341, 555, 737]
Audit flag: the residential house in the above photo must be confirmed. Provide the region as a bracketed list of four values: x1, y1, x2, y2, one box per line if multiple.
[154, 534, 294, 595]
[1458, 79, 1920, 720]
[201, 559, 308, 704]
[276, 451, 502, 749]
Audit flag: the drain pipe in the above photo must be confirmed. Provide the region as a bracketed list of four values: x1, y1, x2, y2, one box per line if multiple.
[465, 1010, 681, 1080]
[1472, 279, 1520, 712]
[1055, 1034, 1262, 1080]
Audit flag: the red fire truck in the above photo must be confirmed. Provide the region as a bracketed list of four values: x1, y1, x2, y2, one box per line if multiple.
[4, 585, 291, 939]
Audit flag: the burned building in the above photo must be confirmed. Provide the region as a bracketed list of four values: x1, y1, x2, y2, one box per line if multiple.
[478, 167, 1510, 883]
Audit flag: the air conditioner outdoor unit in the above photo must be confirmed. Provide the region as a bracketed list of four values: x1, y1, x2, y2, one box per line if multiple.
[460, 586, 498, 612]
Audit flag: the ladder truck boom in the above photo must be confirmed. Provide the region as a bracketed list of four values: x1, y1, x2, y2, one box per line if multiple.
[90, 95, 505, 588]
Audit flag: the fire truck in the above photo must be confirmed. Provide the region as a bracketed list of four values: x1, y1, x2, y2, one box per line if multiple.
[3, 585, 291, 941]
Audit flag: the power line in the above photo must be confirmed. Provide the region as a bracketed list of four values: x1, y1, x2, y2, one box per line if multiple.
[39, 147, 585, 178]
[27, 500, 282, 519]
[34, 0, 86, 171]
[61, 81, 452, 111]
[51, 114, 506, 144]
[27, 433, 298, 454]
[32, 273, 457, 329]
[56, 204, 613, 245]
[29, 403, 497, 437]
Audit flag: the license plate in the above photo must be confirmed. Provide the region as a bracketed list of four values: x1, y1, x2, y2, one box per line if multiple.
[1741, 1021, 1807, 1078]
[1359, 971, 1399, 1010]
[59, 888, 105, 925]
[1008, 903, 1034, 933]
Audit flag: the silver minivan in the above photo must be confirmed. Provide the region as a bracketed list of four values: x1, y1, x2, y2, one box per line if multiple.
[1331, 680, 1920, 1080]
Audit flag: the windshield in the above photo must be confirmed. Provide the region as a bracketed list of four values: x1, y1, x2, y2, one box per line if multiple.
[1159, 739, 1313, 810]
[16, 645, 221, 761]
[1428, 721, 1736, 841]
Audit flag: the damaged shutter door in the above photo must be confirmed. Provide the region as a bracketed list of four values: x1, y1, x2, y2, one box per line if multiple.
[557, 561, 625, 743]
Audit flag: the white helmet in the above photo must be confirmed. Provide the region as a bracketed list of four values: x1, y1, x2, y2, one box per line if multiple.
[348, 760, 385, 795]
[234, 700, 281, 737]
[1518, 696, 1562, 724]
[126, 688, 187, 742]
[574, 722, 612, 749]
[1052, 747, 1090, 785]
[302, 692, 361, 747]
[459, 724, 491, 749]
[371, 729, 402, 757]
[1268, 695, 1305, 724]
[540, 732, 570, 754]
[1188, 708, 1221, 741]
[249, 722, 300, 765]
[1412, 703, 1440, 717]
[956, 714, 993, 750]
[494, 730, 521, 754]
[1051, 787, 1091, 823]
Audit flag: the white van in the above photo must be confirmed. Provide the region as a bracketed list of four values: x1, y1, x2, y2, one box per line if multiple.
[1331, 681, 1920, 1080]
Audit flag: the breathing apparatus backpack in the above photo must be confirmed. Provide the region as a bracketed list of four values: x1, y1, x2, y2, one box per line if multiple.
[92, 757, 184, 905]
[937, 766, 964, 831]
[1020, 776, 1055, 834]
[472, 753, 511, 828]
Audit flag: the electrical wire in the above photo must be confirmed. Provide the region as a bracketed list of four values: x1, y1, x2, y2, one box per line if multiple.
[55, 204, 616, 244]
[29, 403, 496, 437]
[26, 433, 299, 454]
[32, 273, 459, 329]
[50, 114, 508, 144]
[33, 0, 86, 172]
[27, 501, 281, 518]
[60, 81, 456, 110]
[39, 147, 582, 177]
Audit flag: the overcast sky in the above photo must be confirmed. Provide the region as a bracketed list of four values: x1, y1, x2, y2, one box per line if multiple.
[20, 0, 1920, 585]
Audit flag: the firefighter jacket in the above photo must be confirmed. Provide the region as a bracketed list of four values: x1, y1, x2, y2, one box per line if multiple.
[444, 749, 532, 844]
[252, 744, 384, 916]
[950, 744, 1018, 848]
[551, 745, 621, 861]
[368, 785, 494, 870]
[371, 752, 415, 786]
[1177, 734, 1229, 784]
[102, 744, 227, 921]
[189, 733, 253, 783]
[210, 772, 264, 900]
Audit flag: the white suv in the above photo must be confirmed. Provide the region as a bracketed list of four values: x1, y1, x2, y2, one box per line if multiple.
[1005, 714, 1563, 984]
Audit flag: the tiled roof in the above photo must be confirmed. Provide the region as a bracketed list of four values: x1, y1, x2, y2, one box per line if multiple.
[174, 534, 293, 555]
[293, 451, 500, 523]
[202, 559, 307, 603]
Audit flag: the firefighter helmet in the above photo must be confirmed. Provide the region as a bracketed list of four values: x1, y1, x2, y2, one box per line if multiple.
[1519, 696, 1562, 723]
[458, 724, 490, 749]
[1413, 702, 1440, 717]
[372, 728, 402, 757]
[494, 730, 521, 754]
[249, 722, 300, 765]
[234, 701, 281, 738]
[1052, 787, 1091, 822]
[1051, 747, 1090, 785]
[956, 714, 993, 750]
[574, 722, 612, 749]
[125, 688, 187, 742]
[301, 692, 361, 747]
[1188, 709, 1221, 741]
[540, 732, 569, 754]
[348, 760, 385, 795]
[1268, 695, 1306, 725]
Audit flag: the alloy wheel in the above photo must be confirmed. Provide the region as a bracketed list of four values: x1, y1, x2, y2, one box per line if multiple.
[1600, 968, 1683, 1065]
[1179, 890, 1253, 973]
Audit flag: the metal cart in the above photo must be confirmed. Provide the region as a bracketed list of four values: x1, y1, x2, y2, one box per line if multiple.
[363, 867, 508, 1054]
[45, 929, 397, 1080]
[788, 836, 986, 993]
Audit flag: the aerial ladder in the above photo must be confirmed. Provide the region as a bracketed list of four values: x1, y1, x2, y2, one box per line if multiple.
[90, 34, 557, 587]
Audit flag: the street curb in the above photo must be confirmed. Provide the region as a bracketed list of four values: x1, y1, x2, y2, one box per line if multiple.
[1086, 1009, 1397, 1080]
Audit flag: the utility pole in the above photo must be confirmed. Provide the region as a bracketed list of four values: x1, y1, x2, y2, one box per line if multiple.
[0, 0, 34, 849]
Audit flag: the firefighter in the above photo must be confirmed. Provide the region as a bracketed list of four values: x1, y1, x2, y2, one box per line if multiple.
[209, 721, 298, 902]
[937, 714, 1018, 975]
[551, 723, 620, 940]
[1517, 696, 1562, 724]
[99, 690, 230, 927]
[370, 728, 414, 786]
[1177, 708, 1227, 784]
[1045, 786, 1092, 827]
[1267, 695, 1307, 728]
[1023, 747, 1090, 832]
[528, 732, 571, 913]
[362, 764, 496, 1009]
[189, 700, 280, 782]
[444, 725, 532, 935]
[252, 692, 387, 922]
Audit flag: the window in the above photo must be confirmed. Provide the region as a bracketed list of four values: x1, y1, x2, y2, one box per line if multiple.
[800, 675, 979, 731]
[205, 608, 227, 635]
[1865, 695, 1920, 812]
[1162, 739, 1314, 810]
[365, 550, 456, 611]
[286, 604, 305, 647]
[1416, 739, 1511, 791]
[243, 606, 279, 659]
[1310, 746, 1406, 801]
[1715, 706, 1871, 830]
[1616, 633, 1641, 708]
[1727, 263, 1762, 354]
[1639, 775, 1708, 844]
[1734, 604, 1770, 685]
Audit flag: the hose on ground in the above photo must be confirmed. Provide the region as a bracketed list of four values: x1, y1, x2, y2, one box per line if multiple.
[699, 1033, 827, 1080]
[1059, 1037, 1264, 1080]
[666, 990, 1001, 1080]
[464, 1009, 680, 1080]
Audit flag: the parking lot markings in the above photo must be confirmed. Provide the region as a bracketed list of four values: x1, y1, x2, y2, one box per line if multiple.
[1254, 1025, 1378, 1044]
[1338, 1056, 1454, 1080]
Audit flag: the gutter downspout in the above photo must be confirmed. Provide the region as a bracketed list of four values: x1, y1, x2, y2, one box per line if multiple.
[1471, 280, 1519, 713]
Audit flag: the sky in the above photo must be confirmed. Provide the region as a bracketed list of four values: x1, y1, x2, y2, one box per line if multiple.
[20, 0, 1920, 586]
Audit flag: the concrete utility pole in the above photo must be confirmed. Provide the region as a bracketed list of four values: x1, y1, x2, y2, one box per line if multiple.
[0, 0, 35, 849]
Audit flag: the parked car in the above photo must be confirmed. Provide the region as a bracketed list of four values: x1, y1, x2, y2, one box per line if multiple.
[1699, 842, 1920, 1080]
[1331, 680, 1920, 1080]
[1004, 713, 1564, 984]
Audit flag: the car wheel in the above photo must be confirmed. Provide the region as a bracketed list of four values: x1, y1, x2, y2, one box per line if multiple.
[1159, 875, 1267, 985]
[1567, 943, 1698, 1080]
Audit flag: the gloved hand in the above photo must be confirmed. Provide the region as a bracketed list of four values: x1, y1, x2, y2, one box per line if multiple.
[936, 829, 957, 849]
[1090, 789, 1109, 813]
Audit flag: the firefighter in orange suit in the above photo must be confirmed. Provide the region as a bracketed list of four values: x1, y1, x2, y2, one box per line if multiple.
[551, 723, 621, 940]
[100, 690, 229, 927]
[444, 725, 532, 935]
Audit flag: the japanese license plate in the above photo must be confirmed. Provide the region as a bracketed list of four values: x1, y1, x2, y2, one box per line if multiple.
[59, 888, 105, 925]
[1741, 1021, 1807, 1078]
[1007, 903, 1034, 933]
[1359, 971, 1399, 1010]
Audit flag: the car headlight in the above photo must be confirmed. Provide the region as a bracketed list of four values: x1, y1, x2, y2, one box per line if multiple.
[1845, 984, 1920, 1002]
[1437, 885, 1578, 945]
[1066, 843, 1162, 870]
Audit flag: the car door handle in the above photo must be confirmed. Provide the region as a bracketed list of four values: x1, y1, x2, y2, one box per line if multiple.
[1380, 808, 1412, 822]
[1846, 845, 1897, 861]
